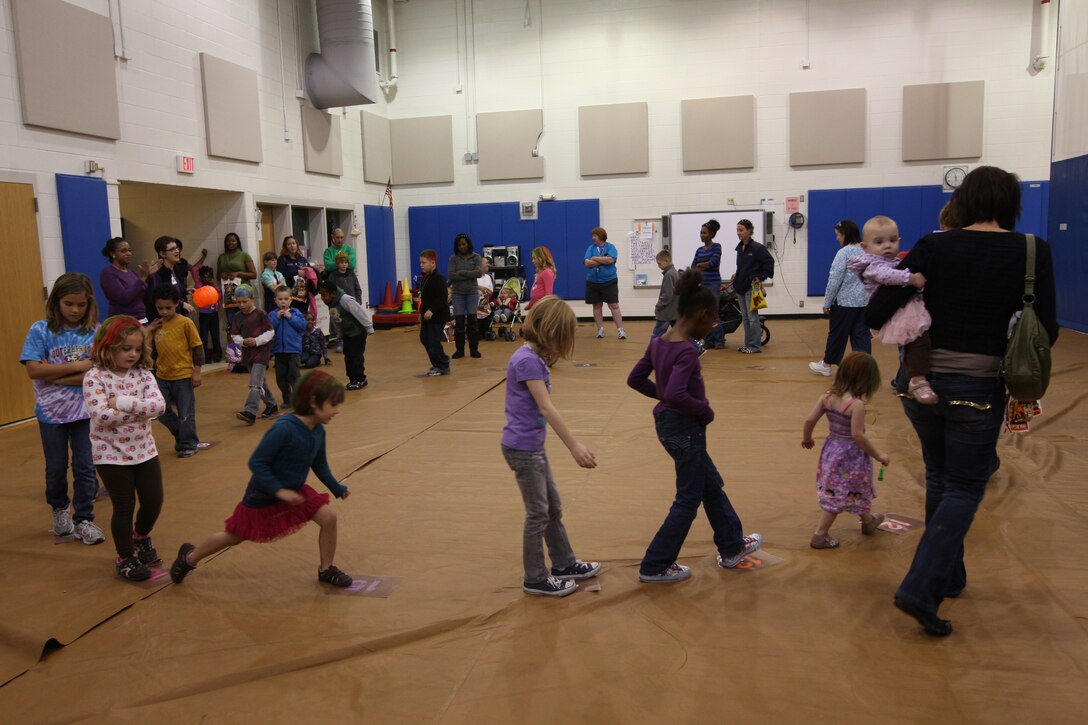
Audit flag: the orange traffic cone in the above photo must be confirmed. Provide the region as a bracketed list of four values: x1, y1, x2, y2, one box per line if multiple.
[379, 281, 394, 309]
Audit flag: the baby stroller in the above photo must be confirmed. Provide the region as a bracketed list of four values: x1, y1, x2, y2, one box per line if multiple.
[719, 282, 770, 346]
[491, 277, 525, 342]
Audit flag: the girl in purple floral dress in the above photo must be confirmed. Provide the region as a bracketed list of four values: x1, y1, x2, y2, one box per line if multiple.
[801, 352, 890, 549]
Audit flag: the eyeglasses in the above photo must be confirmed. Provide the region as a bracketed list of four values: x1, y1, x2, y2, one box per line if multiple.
[164, 246, 179, 252]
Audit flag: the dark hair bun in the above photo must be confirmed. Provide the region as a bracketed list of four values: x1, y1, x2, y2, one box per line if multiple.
[675, 268, 704, 297]
[704, 219, 720, 234]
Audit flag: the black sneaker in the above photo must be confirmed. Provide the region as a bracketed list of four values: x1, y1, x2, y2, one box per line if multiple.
[523, 576, 576, 597]
[260, 404, 279, 419]
[470, 350, 482, 358]
[133, 535, 159, 565]
[551, 560, 601, 580]
[170, 543, 196, 584]
[236, 410, 256, 425]
[346, 380, 369, 391]
[178, 448, 198, 458]
[116, 556, 151, 581]
[318, 564, 353, 587]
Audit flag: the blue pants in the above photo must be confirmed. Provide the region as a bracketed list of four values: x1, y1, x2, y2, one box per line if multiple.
[651, 319, 673, 338]
[895, 373, 1005, 614]
[39, 419, 97, 523]
[640, 411, 745, 575]
[822, 305, 871, 365]
[740, 289, 763, 351]
[156, 377, 199, 451]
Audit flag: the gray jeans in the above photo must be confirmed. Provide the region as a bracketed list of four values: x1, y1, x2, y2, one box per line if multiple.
[245, 362, 277, 414]
[502, 445, 576, 583]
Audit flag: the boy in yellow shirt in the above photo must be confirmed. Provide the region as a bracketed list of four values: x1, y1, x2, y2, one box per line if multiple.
[148, 284, 204, 457]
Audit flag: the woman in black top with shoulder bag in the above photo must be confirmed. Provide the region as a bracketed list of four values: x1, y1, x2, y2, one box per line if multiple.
[867, 166, 1058, 637]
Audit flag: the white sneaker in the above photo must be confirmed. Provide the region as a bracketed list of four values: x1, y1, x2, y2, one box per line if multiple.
[52, 508, 74, 536]
[596, 327, 605, 339]
[808, 361, 832, 377]
[617, 328, 627, 340]
[639, 562, 692, 583]
[74, 520, 105, 545]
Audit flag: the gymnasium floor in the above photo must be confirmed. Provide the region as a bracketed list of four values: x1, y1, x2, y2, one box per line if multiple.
[0, 319, 1085, 723]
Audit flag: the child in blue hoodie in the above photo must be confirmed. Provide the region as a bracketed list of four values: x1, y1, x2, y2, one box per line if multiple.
[170, 370, 354, 587]
[269, 286, 306, 409]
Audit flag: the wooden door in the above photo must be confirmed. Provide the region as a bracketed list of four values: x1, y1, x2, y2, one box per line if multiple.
[258, 204, 277, 261]
[0, 182, 46, 424]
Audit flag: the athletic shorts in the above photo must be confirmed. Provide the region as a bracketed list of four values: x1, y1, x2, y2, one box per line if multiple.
[585, 279, 619, 305]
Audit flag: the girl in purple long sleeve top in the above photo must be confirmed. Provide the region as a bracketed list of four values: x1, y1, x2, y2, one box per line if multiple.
[627, 270, 762, 584]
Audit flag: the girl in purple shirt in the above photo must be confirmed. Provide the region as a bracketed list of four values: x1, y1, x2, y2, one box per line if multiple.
[627, 270, 762, 583]
[501, 296, 600, 598]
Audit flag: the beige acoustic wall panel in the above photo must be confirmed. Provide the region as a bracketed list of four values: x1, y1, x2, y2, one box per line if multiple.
[681, 96, 756, 171]
[477, 109, 545, 181]
[10, 0, 120, 140]
[902, 81, 985, 161]
[579, 102, 649, 176]
[200, 54, 263, 163]
[361, 111, 393, 184]
[789, 89, 866, 166]
[301, 105, 343, 177]
[390, 116, 454, 185]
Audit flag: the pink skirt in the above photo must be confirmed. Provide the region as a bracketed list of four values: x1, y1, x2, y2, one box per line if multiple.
[225, 484, 330, 543]
[878, 293, 931, 346]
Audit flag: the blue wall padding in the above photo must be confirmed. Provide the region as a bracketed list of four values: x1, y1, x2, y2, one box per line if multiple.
[1048, 156, 1088, 332]
[56, 174, 112, 320]
[808, 182, 1050, 297]
[363, 205, 396, 306]
[408, 199, 600, 300]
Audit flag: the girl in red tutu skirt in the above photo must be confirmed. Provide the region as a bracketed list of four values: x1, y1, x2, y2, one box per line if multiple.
[170, 370, 354, 587]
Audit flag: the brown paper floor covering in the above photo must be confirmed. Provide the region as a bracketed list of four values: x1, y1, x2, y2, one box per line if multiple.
[1, 320, 1085, 723]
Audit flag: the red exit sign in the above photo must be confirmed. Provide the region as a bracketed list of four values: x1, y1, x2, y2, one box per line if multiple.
[176, 154, 196, 174]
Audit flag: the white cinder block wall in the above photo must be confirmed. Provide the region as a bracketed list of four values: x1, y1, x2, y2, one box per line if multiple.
[0, 0, 1056, 317]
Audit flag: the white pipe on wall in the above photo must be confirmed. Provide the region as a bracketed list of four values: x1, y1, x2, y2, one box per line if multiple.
[1033, 0, 1051, 72]
[379, 0, 399, 94]
[305, 0, 379, 109]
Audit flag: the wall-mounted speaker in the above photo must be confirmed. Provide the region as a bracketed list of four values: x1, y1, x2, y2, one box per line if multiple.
[661, 215, 670, 239]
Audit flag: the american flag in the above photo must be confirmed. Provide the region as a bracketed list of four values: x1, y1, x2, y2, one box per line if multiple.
[383, 177, 394, 209]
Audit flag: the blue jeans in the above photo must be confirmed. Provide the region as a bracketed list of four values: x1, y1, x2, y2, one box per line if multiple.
[740, 289, 762, 351]
[651, 319, 673, 338]
[704, 286, 724, 347]
[39, 419, 97, 522]
[895, 373, 1006, 614]
[157, 377, 199, 451]
[640, 411, 745, 575]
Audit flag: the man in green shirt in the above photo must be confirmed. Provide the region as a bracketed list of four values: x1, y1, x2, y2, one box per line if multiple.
[322, 228, 356, 272]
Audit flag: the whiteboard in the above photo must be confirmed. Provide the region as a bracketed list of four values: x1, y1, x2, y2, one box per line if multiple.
[669, 210, 765, 280]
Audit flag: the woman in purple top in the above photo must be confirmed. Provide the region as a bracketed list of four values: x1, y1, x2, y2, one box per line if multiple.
[627, 269, 762, 584]
[100, 237, 158, 321]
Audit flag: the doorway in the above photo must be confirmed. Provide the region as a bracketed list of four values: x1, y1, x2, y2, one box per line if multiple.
[0, 182, 46, 424]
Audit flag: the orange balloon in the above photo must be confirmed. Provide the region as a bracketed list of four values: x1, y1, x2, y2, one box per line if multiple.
[193, 285, 219, 308]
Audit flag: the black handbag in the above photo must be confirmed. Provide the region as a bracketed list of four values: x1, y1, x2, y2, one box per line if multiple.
[1000, 234, 1052, 400]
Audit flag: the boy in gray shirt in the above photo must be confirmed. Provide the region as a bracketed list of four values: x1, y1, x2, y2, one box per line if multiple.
[652, 250, 679, 338]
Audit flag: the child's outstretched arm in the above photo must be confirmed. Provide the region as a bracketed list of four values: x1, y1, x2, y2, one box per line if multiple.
[310, 430, 349, 499]
[525, 379, 596, 469]
[849, 401, 890, 466]
[801, 395, 828, 449]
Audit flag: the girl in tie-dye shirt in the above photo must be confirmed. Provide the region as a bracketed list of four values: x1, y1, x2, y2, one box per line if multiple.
[83, 316, 167, 581]
[20, 273, 102, 545]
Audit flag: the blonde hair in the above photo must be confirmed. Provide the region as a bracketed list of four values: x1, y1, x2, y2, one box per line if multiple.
[46, 273, 98, 334]
[531, 246, 556, 273]
[656, 249, 672, 263]
[862, 215, 898, 241]
[521, 296, 575, 363]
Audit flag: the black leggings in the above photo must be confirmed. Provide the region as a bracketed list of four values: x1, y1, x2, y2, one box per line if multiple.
[97, 458, 164, 558]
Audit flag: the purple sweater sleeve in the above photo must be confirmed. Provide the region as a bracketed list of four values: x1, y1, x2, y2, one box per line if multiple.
[627, 347, 658, 399]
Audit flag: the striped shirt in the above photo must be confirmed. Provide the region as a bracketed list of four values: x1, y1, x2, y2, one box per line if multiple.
[691, 243, 723, 288]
